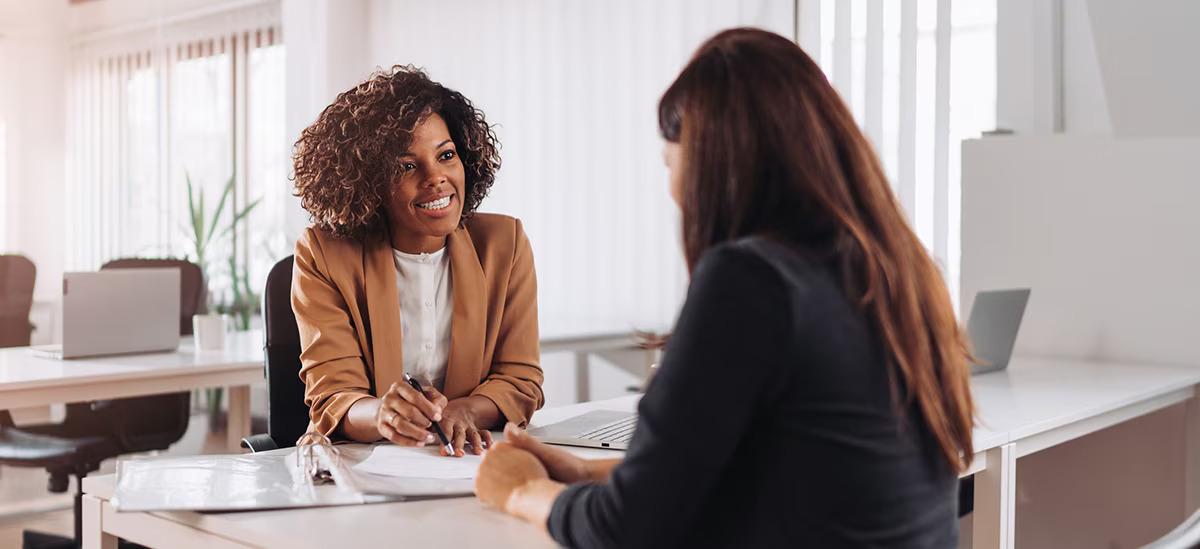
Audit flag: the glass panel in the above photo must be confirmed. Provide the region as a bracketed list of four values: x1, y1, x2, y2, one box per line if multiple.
[948, 0, 998, 306]
[123, 65, 162, 258]
[245, 43, 288, 303]
[819, 0, 837, 78]
[170, 47, 233, 296]
[850, 0, 867, 122]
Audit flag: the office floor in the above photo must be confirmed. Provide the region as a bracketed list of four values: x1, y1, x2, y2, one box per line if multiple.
[0, 411, 230, 549]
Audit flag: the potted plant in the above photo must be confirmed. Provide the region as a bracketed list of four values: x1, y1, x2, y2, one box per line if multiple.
[183, 171, 261, 430]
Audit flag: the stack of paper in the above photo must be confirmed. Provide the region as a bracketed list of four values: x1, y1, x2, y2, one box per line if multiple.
[352, 446, 482, 479]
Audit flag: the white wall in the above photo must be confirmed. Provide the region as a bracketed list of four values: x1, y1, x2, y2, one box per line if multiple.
[997, 0, 1200, 137]
[0, 0, 69, 320]
[961, 135, 1200, 546]
[1085, 0, 1200, 137]
[962, 136, 1200, 365]
[1059, 0, 1111, 134]
[363, 0, 793, 334]
[996, 0, 1061, 134]
[359, 0, 795, 407]
[280, 0, 372, 244]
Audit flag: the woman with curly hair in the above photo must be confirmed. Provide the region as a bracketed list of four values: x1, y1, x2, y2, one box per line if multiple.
[290, 66, 543, 456]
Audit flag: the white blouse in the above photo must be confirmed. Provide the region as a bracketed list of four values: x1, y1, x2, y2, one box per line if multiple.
[392, 247, 452, 391]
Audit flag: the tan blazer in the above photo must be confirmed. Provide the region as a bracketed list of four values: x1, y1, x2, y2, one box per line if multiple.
[292, 213, 544, 437]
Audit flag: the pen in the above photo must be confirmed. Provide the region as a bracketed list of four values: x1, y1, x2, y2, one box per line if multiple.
[403, 373, 455, 456]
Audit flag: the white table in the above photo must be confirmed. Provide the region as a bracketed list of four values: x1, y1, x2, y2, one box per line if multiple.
[968, 357, 1200, 549]
[540, 317, 663, 402]
[79, 357, 1200, 549]
[0, 331, 265, 451]
[81, 396, 635, 549]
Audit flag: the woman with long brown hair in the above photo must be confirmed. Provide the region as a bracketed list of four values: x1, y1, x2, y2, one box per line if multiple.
[475, 28, 974, 548]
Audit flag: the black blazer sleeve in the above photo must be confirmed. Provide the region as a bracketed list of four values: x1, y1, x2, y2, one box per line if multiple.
[547, 246, 793, 549]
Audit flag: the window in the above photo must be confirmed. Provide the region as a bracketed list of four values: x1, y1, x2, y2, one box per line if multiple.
[66, 5, 285, 316]
[805, 0, 998, 308]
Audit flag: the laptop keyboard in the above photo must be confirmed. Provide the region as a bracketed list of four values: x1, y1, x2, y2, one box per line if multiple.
[577, 415, 639, 444]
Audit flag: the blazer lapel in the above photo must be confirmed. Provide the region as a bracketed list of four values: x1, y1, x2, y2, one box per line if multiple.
[443, 226, 487, 399]
[364, 238, 404, 396]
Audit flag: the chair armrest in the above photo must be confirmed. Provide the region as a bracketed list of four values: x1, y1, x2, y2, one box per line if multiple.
[241, 433, 278, 453]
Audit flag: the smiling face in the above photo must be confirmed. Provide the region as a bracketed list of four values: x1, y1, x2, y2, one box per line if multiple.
[385, 113, 467, 253]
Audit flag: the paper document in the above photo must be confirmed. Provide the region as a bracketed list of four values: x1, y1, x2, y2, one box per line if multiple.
[352, 445, 482, 479]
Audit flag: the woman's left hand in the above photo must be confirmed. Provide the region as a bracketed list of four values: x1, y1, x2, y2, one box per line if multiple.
[475, 443, 549, 512]
[439, 396, 497, 456]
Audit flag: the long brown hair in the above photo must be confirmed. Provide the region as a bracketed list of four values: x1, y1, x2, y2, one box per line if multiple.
[659, 28, 974, 471]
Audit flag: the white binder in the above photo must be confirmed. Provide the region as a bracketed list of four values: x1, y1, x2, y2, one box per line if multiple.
[112, 436, 475, 513]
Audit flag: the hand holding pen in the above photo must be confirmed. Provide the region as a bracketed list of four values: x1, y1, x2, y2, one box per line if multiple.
[375, 374, 453, 455]
[403, 373, 456, 456]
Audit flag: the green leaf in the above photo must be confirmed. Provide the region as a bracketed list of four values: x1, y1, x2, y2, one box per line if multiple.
[205, 175, 235, 250]
[216, 198, 262, 241]
[197, 186, 208, 254]
[185, 173, 204, 259]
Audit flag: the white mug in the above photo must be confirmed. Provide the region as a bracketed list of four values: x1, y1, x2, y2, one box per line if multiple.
[192, 313, 227, 351]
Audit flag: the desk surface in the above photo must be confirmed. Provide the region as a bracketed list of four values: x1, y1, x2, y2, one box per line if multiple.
[0, 330, 264, 393]
[86, 396, 636, 549]
[973, 356, 1200, 444]
[82, 357, 1200, 549]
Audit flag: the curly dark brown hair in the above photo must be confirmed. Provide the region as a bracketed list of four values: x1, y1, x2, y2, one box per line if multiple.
[292, 65, 501, 241]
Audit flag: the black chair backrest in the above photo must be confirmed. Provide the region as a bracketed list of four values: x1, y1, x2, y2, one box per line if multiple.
[96, 258, 198, 451]
[0, 255, 36, 348]
[101, 258, 206, 335]
[264, 255, 309, 448]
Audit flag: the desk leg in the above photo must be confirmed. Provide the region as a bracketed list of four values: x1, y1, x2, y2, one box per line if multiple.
[227, 385, 252, 451]
[973, 443, 1016, 549]
[1186, 390, 1200, 514]
[82, 495, 117, 549]
[574, 352, 590, 404]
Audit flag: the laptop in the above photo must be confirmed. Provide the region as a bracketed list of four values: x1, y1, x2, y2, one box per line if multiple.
[531, 288, 1032, 449]
[31, 269, 181, 359]
[966, 288, 1031, 375]
[527, 410, 638, 450]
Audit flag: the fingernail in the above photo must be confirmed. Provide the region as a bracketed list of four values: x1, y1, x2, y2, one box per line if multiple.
[434, 413, 442, 421]
[426, 434, 435, 443]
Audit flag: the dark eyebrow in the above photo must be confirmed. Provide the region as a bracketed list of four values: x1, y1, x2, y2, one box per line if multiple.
[399, 139, 455, 158]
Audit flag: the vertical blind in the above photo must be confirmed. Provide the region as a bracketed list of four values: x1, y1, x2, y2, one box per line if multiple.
[369, 0, 994, 330]
[368, 0, 796, 333]
[801, 0, 998, 307]
[65, 1, 286, 303]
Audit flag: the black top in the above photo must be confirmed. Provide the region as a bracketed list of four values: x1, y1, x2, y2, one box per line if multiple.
[547, 238, 959, 549]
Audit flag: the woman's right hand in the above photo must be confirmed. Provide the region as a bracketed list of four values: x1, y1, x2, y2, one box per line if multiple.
[375, 381, 448, 446]
[502, 423, 594, 483]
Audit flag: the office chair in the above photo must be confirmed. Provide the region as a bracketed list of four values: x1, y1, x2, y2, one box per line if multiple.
[242, 255, 309, 452]
[0, 258, 202, 548]
[0, 254, 36, 348]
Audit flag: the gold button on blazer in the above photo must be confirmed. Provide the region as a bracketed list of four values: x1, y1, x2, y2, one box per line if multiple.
[291, 213, 545, 438]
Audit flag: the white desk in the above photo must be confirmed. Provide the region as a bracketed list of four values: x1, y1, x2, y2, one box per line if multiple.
[0, 331, 265, 451]
[540, 317, 662, 402]
[79, 357, 1200, 549]
[81, 396, 635, 549]
[968, 357, 1200, 549]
